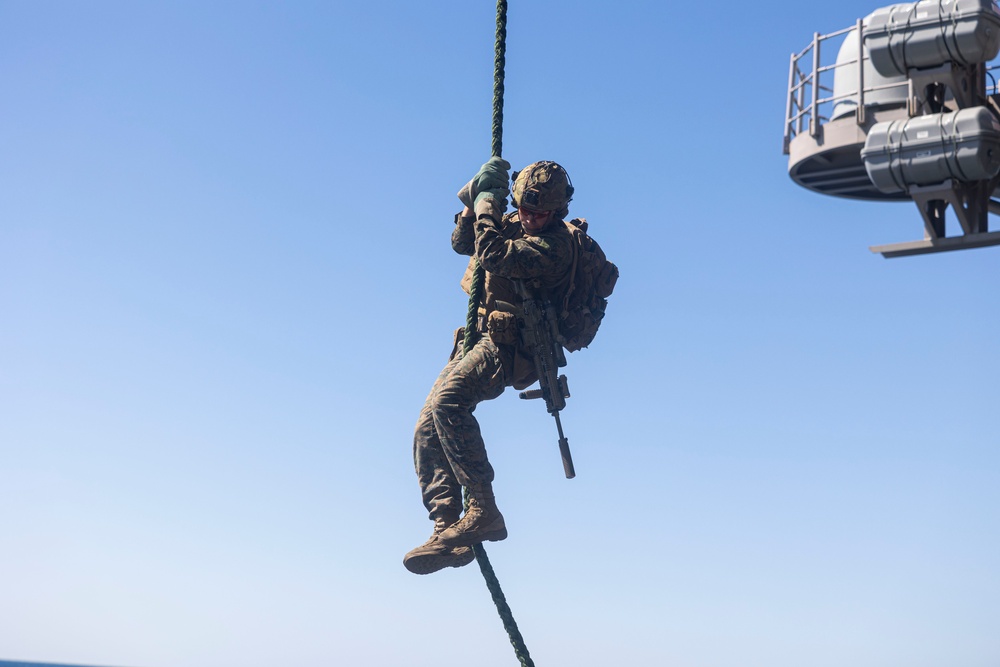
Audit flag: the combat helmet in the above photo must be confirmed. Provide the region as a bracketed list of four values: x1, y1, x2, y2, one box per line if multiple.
[511, 161, 574, 220]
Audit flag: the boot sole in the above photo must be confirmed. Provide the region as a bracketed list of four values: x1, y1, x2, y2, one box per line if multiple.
[403, 548, 476, 575]
[438, 525, 508, 548]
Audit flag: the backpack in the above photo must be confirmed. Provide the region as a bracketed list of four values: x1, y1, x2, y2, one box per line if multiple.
[557, 218, 618, 352]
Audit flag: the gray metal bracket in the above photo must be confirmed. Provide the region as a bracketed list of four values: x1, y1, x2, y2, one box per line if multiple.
[869, 230, 1000, 257]
[870, 179, 1000, 257]
[906, 62, 982, 115]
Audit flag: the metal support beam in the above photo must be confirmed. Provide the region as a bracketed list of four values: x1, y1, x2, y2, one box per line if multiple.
[870, 230, 1000, 257]
[855, 18, 866, 126]
[871, 179, 1000, 257]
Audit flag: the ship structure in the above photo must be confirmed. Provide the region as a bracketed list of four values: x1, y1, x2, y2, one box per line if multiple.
[783, 0, 1000, 257]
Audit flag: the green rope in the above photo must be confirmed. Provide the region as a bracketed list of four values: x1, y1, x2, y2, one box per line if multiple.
[460, 3, 534, 667]
[463, 0, 506, 357]
[473, 543, 535, 667]
[490, 0, 506, 161]
[463, 268, 484, 354]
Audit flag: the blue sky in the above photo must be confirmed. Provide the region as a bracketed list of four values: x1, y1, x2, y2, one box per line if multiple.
[1, 2, 998, 666]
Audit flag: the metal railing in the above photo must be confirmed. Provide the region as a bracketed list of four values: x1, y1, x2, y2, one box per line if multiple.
[784, 16, 1000, 156]
[783, 19, 909, 154]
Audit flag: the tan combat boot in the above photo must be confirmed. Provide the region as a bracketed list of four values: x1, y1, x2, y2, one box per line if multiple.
[403, 513, 476, 575]
[437, 485, 507, 547]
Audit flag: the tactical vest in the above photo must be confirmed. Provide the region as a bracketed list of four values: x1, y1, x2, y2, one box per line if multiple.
[459, 215, 617, 353]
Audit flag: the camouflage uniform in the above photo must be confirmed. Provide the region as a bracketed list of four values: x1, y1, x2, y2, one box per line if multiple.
[412, 206, 576, 523]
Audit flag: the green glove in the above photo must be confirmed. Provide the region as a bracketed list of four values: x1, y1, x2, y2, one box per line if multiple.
[459, 157, 511, 207]
[472, 156, 511, 193]
[474, 187, 508, 218]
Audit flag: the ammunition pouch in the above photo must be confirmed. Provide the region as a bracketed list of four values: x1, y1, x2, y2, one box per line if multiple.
[486, 310, 519, 346]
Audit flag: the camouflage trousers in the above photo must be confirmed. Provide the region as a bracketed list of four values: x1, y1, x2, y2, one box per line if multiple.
[413, 331, 509, 521]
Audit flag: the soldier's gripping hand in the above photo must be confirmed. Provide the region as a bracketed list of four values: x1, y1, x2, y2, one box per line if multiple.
[473, 187, 508, 220]
[458, 157, 511, 208]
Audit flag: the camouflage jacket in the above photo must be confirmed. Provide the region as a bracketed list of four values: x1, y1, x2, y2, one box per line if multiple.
[452, 206, 575, 388]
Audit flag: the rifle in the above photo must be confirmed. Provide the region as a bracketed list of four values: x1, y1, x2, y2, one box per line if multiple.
[497, 280, 576, 479]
